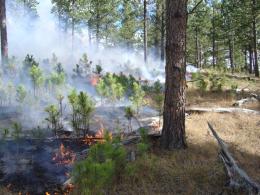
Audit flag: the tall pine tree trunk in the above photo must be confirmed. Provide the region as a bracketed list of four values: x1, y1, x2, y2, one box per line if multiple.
[244, 48, 247, 72]
[195, 26, 199, 68]
[154, 0, 160, 58]
[252, 0, 259, 77]
[160, 1, 165, 62]
[161, 0, 187, 150]
[144, 0, 147, 63]
[0, 0, 8, 67]
[249, 45, 253, 74]
[212, 6, 216, 68]
[228, 38, 234, 73]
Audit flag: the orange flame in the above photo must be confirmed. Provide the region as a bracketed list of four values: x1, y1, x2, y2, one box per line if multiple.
[95, 123, 104, 138]
[52, 144, 76, 165]
[151, 121, 160, 131]
[83, 122, 113, 145]
[90, 75, 100, 86]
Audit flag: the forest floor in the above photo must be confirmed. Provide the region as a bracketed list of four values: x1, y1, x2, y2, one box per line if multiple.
[1, 74, 260, 195]
[109, 76, 260, 195]
[110, 113, 259, 195]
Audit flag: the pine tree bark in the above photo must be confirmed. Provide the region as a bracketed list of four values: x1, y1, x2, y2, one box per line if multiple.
[252, 0, 259, 77]
[212, 6, 216, 68]
[160, 1, 165, 62]
[0, 0, 8, 67]
[195, 26, 200, 68]
[154, 0, 160, 58]
[228, 38, 234, 73]
[72, 0, 75, 53]
[144, 0, 148, 63]
[161, 0, 187, 150]
[249, 45, 253, 74]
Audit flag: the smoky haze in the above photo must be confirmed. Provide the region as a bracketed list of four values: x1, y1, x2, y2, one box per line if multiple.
[7, 0, 164, 80]
[2, 0, 164, 130]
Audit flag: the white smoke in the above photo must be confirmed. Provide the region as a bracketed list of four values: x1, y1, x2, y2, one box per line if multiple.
[1, 0, 164, 130]
[7, 0, 164, 80]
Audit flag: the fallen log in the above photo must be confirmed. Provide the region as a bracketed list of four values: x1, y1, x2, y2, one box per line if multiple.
[233, 97, 259, 107]
[187, 107, 260, 115]
[224, 74, 258, 81]
[208, 123, 260, 194]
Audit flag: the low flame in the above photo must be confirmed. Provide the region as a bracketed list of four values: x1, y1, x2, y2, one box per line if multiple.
[95, 123, 104, 138]
[52, 144, 76, 165]
[83, 122, 113, 145]
[90, 74, 100, 86]
[151, 121, 160, 131]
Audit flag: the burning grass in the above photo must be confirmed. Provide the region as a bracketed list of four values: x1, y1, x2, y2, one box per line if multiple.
[52, 144, 76, 166]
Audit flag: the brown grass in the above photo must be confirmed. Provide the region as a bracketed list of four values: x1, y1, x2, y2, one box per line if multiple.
[186, 88, 236, 107]
[109, 112, 260, 195]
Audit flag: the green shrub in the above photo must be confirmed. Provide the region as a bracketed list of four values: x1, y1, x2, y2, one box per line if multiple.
[209, 74, 225, 91]
[23, 54, 39, 71]
[137, 128, 150, 156]
[153, 80, 163, 93]
[30, 65, 44, 96]
[11, 122, 22, 140]
[94, 64, 103, 75]
[96, 73, 125, 104]
[192, 72, 208, 91]
[124, 106, 135, 132]
[45, 104, 60, 136]
[68, 90, 95, 137]
[231, 83, 238, 91]
[130, 82, 145, 114]
[16, 85, 27, 104]
[73, 135, 127, 195]
[2, 128, 9, 139]
[154, 94, 164, 127]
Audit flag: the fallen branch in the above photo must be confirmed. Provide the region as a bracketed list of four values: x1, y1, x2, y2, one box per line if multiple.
[208, 123, 260, 194]
[187, 107, 260, 115]
[233, 97, 259, 107]
[225, 74, 258, 81]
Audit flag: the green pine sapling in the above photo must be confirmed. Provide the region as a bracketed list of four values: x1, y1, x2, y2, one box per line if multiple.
[57, 94, 64, 119]
[30, 65, 44, 96]
[68, 89, 80, 136]
[96, 78, 109, 104]
[7, 82, 15, 105]
[23, 54, 39, 71]
[79, 53, 91, 75]
[124, 106, 134, 133]
[130, 82, 145, 114]
[16, 85, 27, 104]
[11, 122, 22, 140]
[94, 64, 103, 75]
[77, 91, 95, 138]
[2, 128, 9, 140]
[45, 105, 60, 136]
[154, 94, 164, 128]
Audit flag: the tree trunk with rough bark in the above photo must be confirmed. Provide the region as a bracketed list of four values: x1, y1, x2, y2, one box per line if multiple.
[228, 38, 234, 74]
[252, 0, 259, 77]
[212, 6, 216, 68]
[161, 0, 187, 150]
[154, 0, 160, 58]
[144, 0, 147, 63]
[249, 45, 253, 74]
[0, 0, 8, 68]
[160, 1, 165, 62]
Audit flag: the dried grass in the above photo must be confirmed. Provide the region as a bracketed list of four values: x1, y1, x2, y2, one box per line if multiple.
[111, 112, 260, 195]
